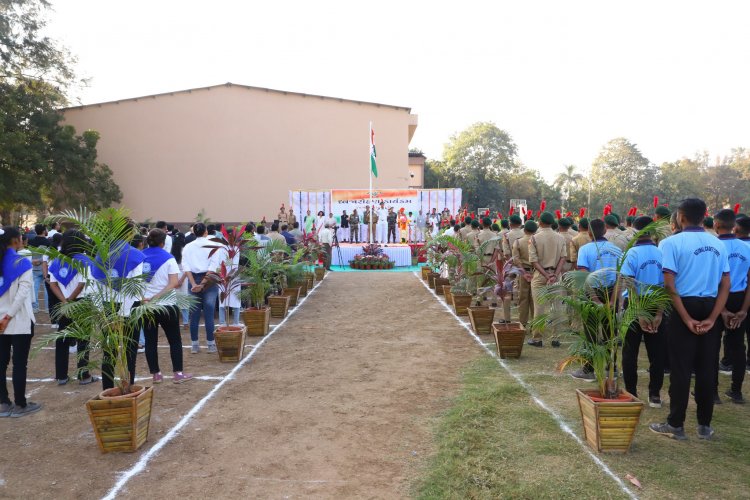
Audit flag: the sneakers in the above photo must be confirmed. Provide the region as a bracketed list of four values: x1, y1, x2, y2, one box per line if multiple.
[137, 344, 145, 354]
[571, 368, 596, 381]
[173, 372, 194, 384]
[718, 361, 733, 374]
[697, 424, 715, 440]
[79, 375, 99, 386]
[527, 339, 543, 348]
[725, 390, 745, 404]
[207, 343, 217, 353]
[10, 401, 42, 418]
[57, 377, 69, 386]
[191, 343, 200, 354]
[649, 396, 663, 408]
[649, 422, 687, 440]
[0, 402, 14, 417]
[152, 372, 164, 384]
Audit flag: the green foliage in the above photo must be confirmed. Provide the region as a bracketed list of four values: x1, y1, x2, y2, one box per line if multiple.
[32, 207, 194, 393]
[590, 137, 657, 214]
[240, 239, 290, 309]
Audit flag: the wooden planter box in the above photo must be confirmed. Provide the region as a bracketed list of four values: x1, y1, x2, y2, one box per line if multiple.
[576, 389, 644, 453]
[434, 277, 450, 295]
[242, 307, 271, 336]
[298, 279, 308, 298]
[86, 385, 153, 453]
[314, 267, 326, 280]
[281, 287, 300, 307]
[427, 272, 439, 289]
[268, 295, 291, 318]
[214, 325, 247, 362]
[468, 306, 495, 334]
[492, 322, 526, 358]
[452, 293, 472, 316]
[421, 266, 431, 281]
[305, 273, 315, 290]
[442, 285, 453, 306]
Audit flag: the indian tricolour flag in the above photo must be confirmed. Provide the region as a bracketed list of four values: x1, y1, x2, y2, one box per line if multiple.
[370, 126, 378, 178]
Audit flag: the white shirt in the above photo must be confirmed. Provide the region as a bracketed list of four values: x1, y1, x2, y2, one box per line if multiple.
[163, 234, 173, 254]
[181, 236, 214, 273]
[0, 270, 34, 334]
[444, 228, 456, 237]
[47, 229, 59, 239]
[49, 267, 85, 299]
[319, 228, 334, 245]
[144, 257, 180, 304]
[377, 208, 388, 223]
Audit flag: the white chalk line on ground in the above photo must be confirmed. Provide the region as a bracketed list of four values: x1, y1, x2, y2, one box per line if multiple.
[39, 344, 257, 351]
[27, 375, 225, 383]
[101, 274, 328, 500]
[415, 273, 639, 500]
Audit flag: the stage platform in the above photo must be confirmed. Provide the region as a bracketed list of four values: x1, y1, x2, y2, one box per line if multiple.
[331, 243, 420, 267]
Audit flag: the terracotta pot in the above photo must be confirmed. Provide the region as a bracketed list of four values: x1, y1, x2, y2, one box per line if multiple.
[281, 287, 300, 307]
[451, 293, 472, 316]
[577, 389, 643, 453]
[442, 285, 453, 306]
[434, 277, 450, 295]
[87, 385, 153, 453]
[468, 306, 495, 335]
[427, 272, 439, 289]
[214, 325, 247, 362]
[492, 322, 526, 358]
[242, 307, 271, 336]
[314, 267, 326, 280]
[268, 295, 291, 318]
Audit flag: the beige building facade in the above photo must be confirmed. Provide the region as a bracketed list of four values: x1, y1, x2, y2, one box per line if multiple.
[62, 82, 418, 224]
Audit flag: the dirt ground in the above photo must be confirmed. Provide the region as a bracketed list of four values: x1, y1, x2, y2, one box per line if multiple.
[0, 272, 483, 499]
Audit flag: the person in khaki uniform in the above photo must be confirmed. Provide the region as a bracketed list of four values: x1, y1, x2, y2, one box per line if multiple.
[604, 215, 628, 251]
[570, 218, 592, 269]
[557, 217, 575, 272]
[528, 212, 567, 347]
[500, 215, 524, 322]
[277, 204, 289, 225]
[623, 216, 638, 240]
[288, 209, 297, 229]
[459, 216, 474, 241]
[467, 220, 480, 247]
[512, 220, 537, 327]
[653, 205, 673, 244]
[476, 217, 498, 265]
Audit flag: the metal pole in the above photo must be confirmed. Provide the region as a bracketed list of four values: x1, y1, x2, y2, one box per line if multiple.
[369, 121, 373, 243]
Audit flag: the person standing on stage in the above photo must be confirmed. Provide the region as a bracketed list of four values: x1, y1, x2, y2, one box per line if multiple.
[387, 207, 398, 244]
[288, 209, 297, 229]
[376, 202, 389, 244]
[713, 209, 750, 404]
[415, 210, 426, 242]
[278, 204, 289, 226]
[429, 209, 441, 237]
[349, 210, 360, 243]
[650, 198, 730, 441]
[340, 210, 349, 242]
[303, 210, 314, 234]
[363, 206, 372, 243]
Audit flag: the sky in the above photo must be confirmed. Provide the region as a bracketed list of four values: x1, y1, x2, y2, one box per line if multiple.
[46, 0, 750, 182]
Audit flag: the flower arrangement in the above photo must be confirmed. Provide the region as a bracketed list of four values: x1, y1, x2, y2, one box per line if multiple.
[349, 244, 395, 269]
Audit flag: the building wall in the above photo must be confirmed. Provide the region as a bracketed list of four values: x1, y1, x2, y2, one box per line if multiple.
[62, 84, 417, 224]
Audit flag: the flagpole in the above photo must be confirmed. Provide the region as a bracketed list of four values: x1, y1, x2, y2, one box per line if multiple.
[369, 121, 373, 244]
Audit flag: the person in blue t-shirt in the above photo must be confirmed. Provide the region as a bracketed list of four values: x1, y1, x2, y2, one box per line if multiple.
[712, 209, 750, 404]
[735, 216, 750, 374]
[650, 198, 730, 442]
[620, 216, 667, 408]
[571, 219, 623, 381]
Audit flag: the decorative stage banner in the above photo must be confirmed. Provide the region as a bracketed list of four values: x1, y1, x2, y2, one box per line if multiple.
[290, 189, 462, 219]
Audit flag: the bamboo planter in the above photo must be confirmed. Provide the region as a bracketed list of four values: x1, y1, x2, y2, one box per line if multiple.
[442, 285, 453, 306]
[427, 272, 439, 290]
[492, 322, 526, 358]
[242, 307, 271, 336]
[468, 306, 495, 334]
[576, 389, 644, 453]
[86, 385, 153, 453]
[421, 266, 431, 281]
[214, 325, 247, 362]
[434, 277, 450, 295]
[268, 295, 291, 318]
[314, 267, 326, 280]
[452, 293, 472, 316]
[281, 287, 301, 307]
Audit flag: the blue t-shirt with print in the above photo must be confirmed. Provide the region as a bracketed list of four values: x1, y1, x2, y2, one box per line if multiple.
[717, 234, 750, 293]
[660, 227, 729, 297]
[621, 240, 663, 296]
[576, 239, 623, 287]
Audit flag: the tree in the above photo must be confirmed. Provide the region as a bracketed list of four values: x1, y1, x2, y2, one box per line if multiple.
[553, 164, 584, 212]
[590, 138, 658, 215]
[656, 158, 705, 208]
[435, 122, 518, 210]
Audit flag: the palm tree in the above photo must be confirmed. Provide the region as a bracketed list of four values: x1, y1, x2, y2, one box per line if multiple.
[554, 165, 583, 212]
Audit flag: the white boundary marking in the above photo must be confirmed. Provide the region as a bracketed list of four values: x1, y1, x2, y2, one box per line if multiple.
[27, 375, 225, 383]
[101, 274, 328, 500]
[415, 272, 639, 500]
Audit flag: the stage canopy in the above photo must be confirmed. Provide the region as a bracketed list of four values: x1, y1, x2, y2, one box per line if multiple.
[289, 189, 462, 218]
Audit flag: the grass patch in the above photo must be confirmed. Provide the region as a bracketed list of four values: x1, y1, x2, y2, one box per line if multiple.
[415, 357, 630, 500]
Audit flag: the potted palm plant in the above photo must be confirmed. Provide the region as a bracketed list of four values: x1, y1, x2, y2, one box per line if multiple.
[36, 208, 193, 453]
[203, 225, 251, 362]
[240, 239, 288, 336]
[281, 250, 305, 307]
[532, 221, 671, 452]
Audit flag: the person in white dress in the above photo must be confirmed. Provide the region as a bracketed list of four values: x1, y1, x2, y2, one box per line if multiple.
[376, 202, 389, 244]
